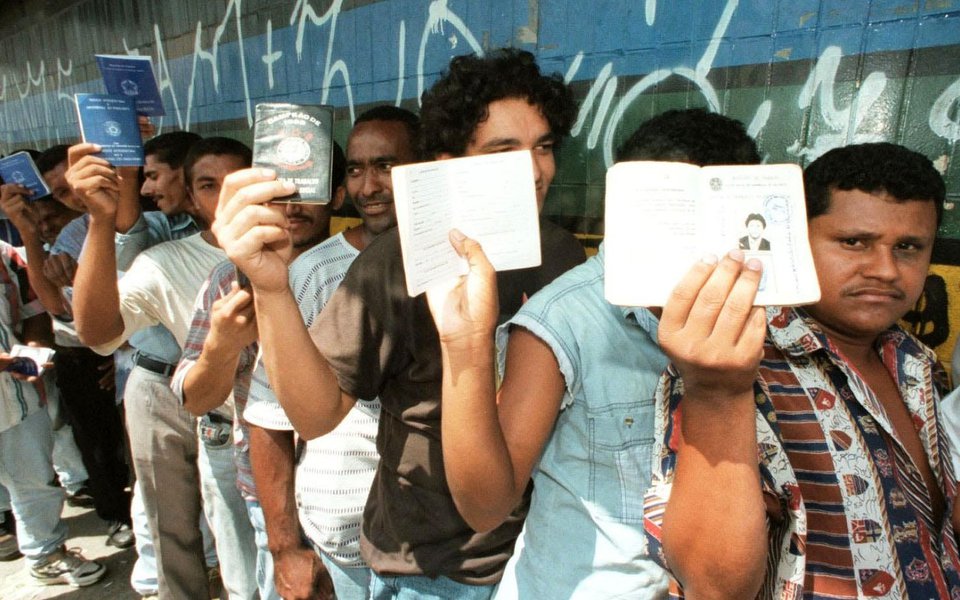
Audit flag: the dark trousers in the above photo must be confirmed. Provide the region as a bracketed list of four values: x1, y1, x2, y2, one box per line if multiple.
[53, 346, 131, 524]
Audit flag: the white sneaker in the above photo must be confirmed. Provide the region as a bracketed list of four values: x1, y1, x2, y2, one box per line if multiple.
[29, 546, 106, 587]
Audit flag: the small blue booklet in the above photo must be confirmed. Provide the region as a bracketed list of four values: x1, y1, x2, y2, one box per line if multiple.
[95, 54, 165, 116]
[74, 93, 145, 167]
[0, 151, 51, 198]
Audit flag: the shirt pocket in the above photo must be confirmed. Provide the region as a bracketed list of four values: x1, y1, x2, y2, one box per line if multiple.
[587, 399, 653, 524]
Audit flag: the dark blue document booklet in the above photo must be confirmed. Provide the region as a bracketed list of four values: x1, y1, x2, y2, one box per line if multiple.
[95, 54, 165, 116]
[0, 151, 51, 198]
[74, 93, 145, 167]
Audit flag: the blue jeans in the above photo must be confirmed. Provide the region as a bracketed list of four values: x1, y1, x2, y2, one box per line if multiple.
[198, 430, 258, 599]
[246, 499, 280, 600]
[46, 392, 89, 494]
[369, 572, 495, 600]
[320, 553, 370, 600]
[0, 409, 68, 564]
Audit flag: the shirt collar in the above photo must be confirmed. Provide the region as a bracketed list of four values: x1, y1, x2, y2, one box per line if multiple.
[168, 212, 197, 232]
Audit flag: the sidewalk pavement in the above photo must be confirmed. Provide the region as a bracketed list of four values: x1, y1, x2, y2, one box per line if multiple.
[0, 502, 139, 600]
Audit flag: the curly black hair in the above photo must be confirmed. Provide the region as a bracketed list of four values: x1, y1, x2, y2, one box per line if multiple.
[616, 108, 760, 166]
[419, 48, 576, 158]
[804, 142, 944, 226]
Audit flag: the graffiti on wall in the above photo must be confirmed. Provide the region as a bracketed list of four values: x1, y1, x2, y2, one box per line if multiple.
[1, 0, 960, 361]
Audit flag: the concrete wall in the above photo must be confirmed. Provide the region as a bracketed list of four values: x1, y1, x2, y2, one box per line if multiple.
[1, 0, 959, 363]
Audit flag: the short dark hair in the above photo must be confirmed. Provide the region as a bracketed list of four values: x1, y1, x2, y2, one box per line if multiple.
[616, 108, 761, 166]
[182, 137, 252, 186]
[803, 142, 944, 226]
[355, 105, 420, 153]
[419, 48, 576, 158]
[331, 141, 346, 191]
[144, 131, 202, 170]
[744, 213, 766, 228]
[36, 144, 70, 176]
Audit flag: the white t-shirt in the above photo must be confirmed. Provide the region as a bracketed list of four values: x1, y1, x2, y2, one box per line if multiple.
[244, 232, 380, 567]
[92, 233, 225, 356]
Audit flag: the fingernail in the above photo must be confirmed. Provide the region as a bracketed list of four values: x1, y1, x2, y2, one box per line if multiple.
[260, 168, 275, 178]
[746, 258, 763, 271]
[728, 249, 745, 262]
[281, 181, 296, 192]
[700, 253, 718, 265]
[450, 229, 465, 242]
[92, 144, 102, 151]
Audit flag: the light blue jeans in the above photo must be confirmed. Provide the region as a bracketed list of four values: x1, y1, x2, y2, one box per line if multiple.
[47, 391, 89, 495]
[320, 553, 371, 600]
[369, 572, 495, 600]
[198, 432, 259, 599]
[246, 500, 280, 600]
[0, 409, 68, 564]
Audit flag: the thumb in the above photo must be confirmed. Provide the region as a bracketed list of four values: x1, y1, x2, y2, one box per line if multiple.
[448, 229, 493, 274]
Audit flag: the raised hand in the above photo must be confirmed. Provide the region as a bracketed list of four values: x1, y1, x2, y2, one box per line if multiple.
[43, 253, 78, 288]
[425, 229, 499, 345]
[212, 168, 296, 294]
[0, 183, 39, 237]
[206, 282, 258, 355]
[65, 144, 121, 218]
[657, 250, 767, 399]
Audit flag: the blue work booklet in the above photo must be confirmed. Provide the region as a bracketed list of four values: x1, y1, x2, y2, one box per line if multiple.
[0, 151, 51, 198]
[95, 54, 165, 116]
[74, 93, 144, 167]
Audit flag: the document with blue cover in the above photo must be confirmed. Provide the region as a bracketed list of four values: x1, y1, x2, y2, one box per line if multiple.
[95, 54, 165, 116]
[0, 151, 51, 198]
[74, 93, 145, 167]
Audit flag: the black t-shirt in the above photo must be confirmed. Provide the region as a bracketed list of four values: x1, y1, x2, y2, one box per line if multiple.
[311, 222, 585, 584]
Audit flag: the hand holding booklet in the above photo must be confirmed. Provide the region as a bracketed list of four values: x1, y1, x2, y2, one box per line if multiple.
[74, 93, 144, 167]
[0, 151, 51, 198]
[392, 150, 541, 297]
[604, 162, 820, 307]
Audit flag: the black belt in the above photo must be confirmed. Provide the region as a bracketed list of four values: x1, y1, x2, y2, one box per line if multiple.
[134, 354, 177, 377]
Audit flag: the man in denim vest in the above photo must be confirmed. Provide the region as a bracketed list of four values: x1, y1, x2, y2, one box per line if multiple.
[426, 109, 760, 599]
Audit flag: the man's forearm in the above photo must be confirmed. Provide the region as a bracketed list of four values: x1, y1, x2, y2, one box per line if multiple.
[182, 348, 243, 416]
[73, 214, 125, 347]
[661, 388, 767, 599]
[114, 167, 142, 234]
[439, 337, 519, 533]
[248, 424, 302, 553]
[255, 288, 353, 439]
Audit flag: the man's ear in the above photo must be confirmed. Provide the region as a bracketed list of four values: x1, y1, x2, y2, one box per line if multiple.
[331, 185, 346, 211]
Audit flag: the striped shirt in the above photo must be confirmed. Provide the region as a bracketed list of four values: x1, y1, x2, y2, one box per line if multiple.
[644, 307, 960, 599]
[0, 241, 46, 433]
[243, 232, 380, 568]
[171, 259, 257, 498]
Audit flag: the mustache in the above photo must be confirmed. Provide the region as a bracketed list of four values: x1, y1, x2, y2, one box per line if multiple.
[844, 285, 905, 300]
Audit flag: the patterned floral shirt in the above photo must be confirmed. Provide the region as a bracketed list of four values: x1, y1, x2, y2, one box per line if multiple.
[644, 307, 960, 599]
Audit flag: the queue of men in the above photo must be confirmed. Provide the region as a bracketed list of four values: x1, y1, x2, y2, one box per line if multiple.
[0, 45, 957, 600]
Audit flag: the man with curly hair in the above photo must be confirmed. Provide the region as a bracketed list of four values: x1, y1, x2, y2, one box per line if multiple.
[213, 48, 584, 599]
